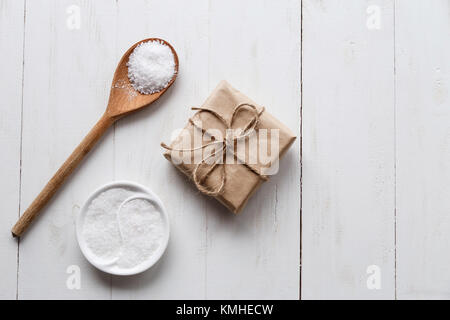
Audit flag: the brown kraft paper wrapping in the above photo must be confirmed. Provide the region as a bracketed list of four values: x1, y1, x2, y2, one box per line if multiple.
[162, 80, 296, 213]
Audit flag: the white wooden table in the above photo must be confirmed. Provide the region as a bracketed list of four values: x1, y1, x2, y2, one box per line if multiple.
[0, 0, 448, 300]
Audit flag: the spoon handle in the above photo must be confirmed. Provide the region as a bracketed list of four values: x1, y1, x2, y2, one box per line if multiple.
[11, 114, 115, 237]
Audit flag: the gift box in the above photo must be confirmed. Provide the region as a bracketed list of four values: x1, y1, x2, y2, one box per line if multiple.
[161, 80, 296, 213]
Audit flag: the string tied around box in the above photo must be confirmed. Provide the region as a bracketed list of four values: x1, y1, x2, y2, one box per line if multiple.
[161, 103, 269, 196]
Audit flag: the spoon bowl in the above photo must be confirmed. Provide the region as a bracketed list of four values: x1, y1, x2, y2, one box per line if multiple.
[107, 38, 179, 118]
[11, 38, 178, 237]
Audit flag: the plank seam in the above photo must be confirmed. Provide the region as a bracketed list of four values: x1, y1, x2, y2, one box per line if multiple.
[16, 0, 27, 301]
[205, 0, 212, 300]
[110, 0, 120, 300]
[299, 0, 303, 301]
[393, 0, 398, 300]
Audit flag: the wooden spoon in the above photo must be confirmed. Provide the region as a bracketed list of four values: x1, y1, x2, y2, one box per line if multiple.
[11, 38, 178, 237]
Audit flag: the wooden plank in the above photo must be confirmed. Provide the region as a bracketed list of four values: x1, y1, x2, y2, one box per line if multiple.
[205, 0, 301, 299]
[301, 0, 396, 299]
[0, 0, 24, 300]
[111, 0, 209, 299]
[18, 0, 117, 299]
[396, 0, 450, 299]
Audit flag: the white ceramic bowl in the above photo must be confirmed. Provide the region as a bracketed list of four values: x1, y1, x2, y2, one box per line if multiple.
[76, 181, 170, 276]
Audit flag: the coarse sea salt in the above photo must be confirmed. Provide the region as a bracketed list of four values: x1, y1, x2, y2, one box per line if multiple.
[127, 40, 176, 94]
[82, 187, 165, 269]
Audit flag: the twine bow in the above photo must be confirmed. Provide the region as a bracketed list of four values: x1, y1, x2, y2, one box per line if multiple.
[161, 103, 268, 196]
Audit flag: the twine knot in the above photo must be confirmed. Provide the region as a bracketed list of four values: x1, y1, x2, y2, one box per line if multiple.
[161, 103, 268, 196]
